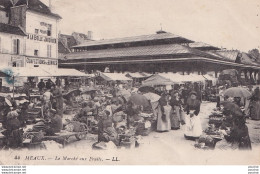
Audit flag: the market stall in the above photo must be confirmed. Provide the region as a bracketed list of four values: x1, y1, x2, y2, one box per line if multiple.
[96, 73, 133, 86]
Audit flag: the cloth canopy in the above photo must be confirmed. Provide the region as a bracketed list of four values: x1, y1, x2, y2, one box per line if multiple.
[183, 74, 206, 82]
[142, 74, 173, 86]
[142, 73, 206, 86]
[100, 73, 132, 81]
[125, 72, 145, 79]
[0, 67, 53, 77]
[0, 67, 89, 77]
[140, 72, 152, 77]
[158, 73, 185, 84]
[41, 68, 89, 77]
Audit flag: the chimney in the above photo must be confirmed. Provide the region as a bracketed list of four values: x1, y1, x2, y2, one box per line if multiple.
[88, 31, 93, 40]
[49, 0, 53, 11]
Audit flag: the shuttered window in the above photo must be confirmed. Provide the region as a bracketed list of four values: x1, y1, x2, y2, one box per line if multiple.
[13, 39, 20, 55]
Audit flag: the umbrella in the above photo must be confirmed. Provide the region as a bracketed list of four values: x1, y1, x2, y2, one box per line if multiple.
[220, 101, 243, 117]
[63, 89, 81, 96]
[128, 94, 150, 107]
[223, 87, 251, 98]
[138, 86, 155, 93]
[117, 89, 131, 100]
[143, 92, 161, 102]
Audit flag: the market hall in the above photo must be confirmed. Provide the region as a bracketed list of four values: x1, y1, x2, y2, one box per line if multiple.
[59, 31, 260, 85]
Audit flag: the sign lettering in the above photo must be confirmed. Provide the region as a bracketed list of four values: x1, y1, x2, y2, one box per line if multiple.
[26, 58, 58, 66]
[27, 34, 57, 44]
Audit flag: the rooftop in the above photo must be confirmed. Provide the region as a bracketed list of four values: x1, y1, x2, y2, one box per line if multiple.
[15, 0, 62, 19]
[63, 44, 221, 61]
[189, 42, 220, 51]
[0, 23, 26, 36]
[73, 32, 194, 48]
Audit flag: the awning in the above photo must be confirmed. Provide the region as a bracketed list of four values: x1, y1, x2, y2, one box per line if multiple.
[186, 74, 206, 82]
[158, 73, 185, 84]
[142, 74, 174, 86]
[41, 68, 90, 77]
[0, 67, 53, 77]
[203, 74, 217, 81]
[125, 72, 145, 79]
[100, 73, 132, 81]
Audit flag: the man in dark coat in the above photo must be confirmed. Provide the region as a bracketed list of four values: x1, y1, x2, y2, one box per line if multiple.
[37, 79, 45, 92]
[45, 79, 53, 90]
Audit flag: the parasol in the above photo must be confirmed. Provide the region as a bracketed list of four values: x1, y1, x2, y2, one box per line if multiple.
[143, 92, 161, 102]
[128, 94, 150, 107]
[63, 89, 82, 100]
[223, 87, 251, 98]
[117, 89, 131, 100]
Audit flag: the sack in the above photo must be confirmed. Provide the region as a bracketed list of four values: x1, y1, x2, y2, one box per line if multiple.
[180, 109, 186, 125]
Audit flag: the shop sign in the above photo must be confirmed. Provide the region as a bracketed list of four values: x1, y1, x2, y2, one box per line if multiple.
[27, 34, 56, 44]
[11, 56, 24, 62]
[26, 57, 58, 66]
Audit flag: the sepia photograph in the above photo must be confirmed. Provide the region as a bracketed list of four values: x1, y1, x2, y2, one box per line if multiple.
[0, 0, 259, 166]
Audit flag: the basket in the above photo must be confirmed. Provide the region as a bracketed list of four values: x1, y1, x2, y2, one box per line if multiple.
[120, 137, 136, 149]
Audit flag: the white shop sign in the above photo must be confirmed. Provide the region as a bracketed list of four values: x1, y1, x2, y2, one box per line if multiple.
[26, 57, 58, 66]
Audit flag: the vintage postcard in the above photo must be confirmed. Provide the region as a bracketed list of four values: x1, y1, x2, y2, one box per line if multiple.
[0, 0, 260, 165]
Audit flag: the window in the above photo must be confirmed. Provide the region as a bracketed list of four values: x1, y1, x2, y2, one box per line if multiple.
[34, 50, 39, 56]
[47, 24, 52, 36]
[35, 29, 39, 34]
[47, 45, 52, 57]
[13, 39, 20, 55]
[12, 62, 17, 67]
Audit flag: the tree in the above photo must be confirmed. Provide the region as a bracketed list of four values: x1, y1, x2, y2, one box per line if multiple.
[248, 49, 260, 62]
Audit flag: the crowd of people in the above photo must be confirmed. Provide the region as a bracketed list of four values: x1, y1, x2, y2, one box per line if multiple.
[0, 76, 259, 150]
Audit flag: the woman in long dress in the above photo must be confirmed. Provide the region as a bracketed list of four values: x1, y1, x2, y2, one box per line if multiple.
[184, 91, 202, 140]
[156, 94, 171, 132]
[170, 91, 182, 130]
[249, 87, 260, 120]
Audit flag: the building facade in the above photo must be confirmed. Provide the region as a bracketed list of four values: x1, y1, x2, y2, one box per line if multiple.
[0, 23, 26, 68]
[0, 0, 61, 69]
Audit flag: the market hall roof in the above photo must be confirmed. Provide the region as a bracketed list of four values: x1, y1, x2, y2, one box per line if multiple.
[62, 44, 221, 61]
[73, 32, 194, 48]
[188, 42, 220, 51]
[15, 0, 62, 19]
[0, 23, 27, 36]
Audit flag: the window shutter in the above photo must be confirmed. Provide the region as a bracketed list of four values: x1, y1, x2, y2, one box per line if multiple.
[13, 39, 17, 54]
